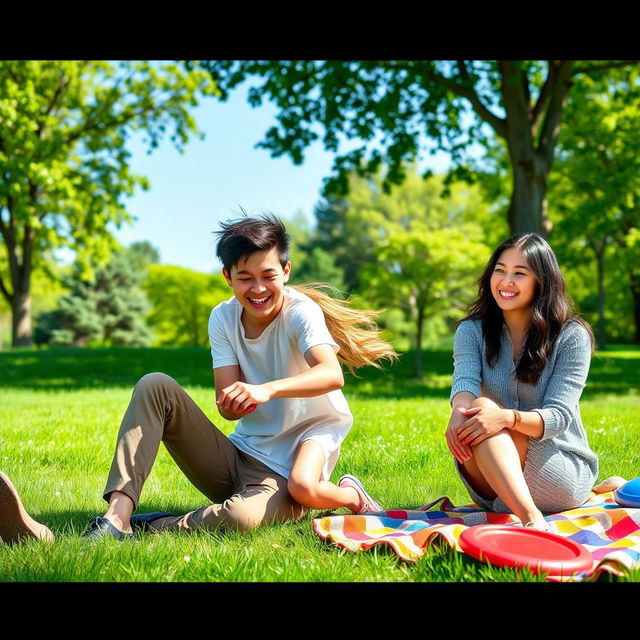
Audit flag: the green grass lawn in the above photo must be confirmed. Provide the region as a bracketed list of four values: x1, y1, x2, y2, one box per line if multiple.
[1, 346, 639, 582]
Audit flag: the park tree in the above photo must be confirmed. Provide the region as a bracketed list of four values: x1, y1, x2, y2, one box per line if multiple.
[302, 168, 498, 372]
[549, 67, 640, 346]
[1, 245, 68, 348]
[290, 246, 346, 292]
[362, 227, 489, 377]
[0, 60, 217, 347]
[344, 171, 493, 375]
[37, 246, 154, 347]
[307, 166, 506, 293]
[200, 60, 639, 237]
[143, 265, 229, 347]
[284, 211, 346, 291]
[126, 240, 161, 272]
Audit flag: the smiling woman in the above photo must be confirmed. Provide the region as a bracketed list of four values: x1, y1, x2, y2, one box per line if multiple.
[444, 233, 609, 531]
[491, 249, 536, 312]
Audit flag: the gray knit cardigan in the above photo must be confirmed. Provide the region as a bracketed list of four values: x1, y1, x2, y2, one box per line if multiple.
[450, 318, 598, 510]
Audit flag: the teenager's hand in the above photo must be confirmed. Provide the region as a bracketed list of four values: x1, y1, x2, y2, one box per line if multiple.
[445, 407, 473, 464]
[456, 407, 512, 446]
[217, 381, 272, 415]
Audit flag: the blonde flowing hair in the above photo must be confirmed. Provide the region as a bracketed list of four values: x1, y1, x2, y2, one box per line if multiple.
[290, 283, 398, 375]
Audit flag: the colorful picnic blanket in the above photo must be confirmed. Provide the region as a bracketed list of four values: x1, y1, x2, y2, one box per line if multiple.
[312, 491, 640, 581]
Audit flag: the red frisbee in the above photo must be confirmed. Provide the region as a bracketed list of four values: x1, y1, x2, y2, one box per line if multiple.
[459, 525, 593, 576]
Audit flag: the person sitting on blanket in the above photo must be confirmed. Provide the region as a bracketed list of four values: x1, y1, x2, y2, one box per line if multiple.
[445, 233, 625, 531]
[76, 213, 397, 539]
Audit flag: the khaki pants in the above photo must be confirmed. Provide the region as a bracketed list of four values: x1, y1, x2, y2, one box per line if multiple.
[103, 373, 306, 532]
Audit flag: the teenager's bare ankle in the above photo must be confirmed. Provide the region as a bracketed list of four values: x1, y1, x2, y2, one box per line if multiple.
[102, 513, 131, 532]
[104, 491, 134, 532]
[344, 487, 361, 511]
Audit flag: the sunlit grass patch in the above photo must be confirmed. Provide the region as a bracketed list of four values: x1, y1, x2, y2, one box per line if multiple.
[1, 346, 639, 582]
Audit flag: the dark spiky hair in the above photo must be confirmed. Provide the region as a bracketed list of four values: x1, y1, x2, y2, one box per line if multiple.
[215, 213, 290, 272]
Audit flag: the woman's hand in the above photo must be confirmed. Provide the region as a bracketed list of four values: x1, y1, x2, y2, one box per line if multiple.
[456, 407, 513, 447]
[445, 407, 473, 464]
[216, 381, 272, 416]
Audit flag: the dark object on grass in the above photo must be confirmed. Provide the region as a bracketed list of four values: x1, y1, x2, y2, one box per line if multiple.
[82, 517, 134, 541]
[130, 512, 177, 532]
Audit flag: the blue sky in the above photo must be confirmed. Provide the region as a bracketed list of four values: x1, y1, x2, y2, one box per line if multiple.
[116, 83, 451, 273]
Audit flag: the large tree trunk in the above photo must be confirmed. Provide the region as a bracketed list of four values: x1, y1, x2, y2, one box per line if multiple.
[1, 220, 35, 348]
[11, 289, 33, 347]
[507, 154, 550, 236]
[499, 60, 573, 238]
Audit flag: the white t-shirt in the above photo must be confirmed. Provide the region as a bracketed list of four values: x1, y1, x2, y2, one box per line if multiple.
[208, 286, 354, 480]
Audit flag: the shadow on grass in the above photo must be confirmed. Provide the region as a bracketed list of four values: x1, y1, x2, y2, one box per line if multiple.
[36, 501, 227, 537]
[1, 345, 639, 399]
[0, 347, 212, 390]
[583, 348, 640, 399]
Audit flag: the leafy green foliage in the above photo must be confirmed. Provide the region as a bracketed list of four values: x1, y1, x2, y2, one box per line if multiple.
[201, 61, 493, 195]
[0, 246, 69, 349]
[0, 61, 217, 345]
[300, 168, 504, 370]
[351, 171, 494, 374]
[126, 240, 161, 271]
[284, 211, 346, 292]
[201, 60, 640, 235]
[143, 264, 229, 347]
[549, 66, 640, 344]
[363, 227, 489, 374]
[35, 247, 153, 347]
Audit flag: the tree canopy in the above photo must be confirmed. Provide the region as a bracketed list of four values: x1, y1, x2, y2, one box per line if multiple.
[300, 168, 498, 374]
[143, 265, 229, 347]
[36, 246, 153, 347]
[200, 60, 639, 238]
[0, 60, 217, 346]
[549, 66, 640, 346]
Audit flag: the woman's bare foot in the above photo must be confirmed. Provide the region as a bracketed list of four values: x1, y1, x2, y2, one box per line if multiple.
[523, 518, 551, 533]
[0, 472, 55, 544]
[592, 476, 627, 494]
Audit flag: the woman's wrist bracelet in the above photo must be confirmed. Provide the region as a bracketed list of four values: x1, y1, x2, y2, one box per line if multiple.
[511, 409, 522, 431]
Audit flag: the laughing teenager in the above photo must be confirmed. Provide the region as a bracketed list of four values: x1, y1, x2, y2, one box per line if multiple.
[79, 214, 397, 539]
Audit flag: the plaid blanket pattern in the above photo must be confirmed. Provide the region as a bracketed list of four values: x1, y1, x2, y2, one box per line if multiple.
[312, 491, 640, 581]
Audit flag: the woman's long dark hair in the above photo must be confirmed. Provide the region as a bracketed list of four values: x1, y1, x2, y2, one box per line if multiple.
[461, 233, 594, 385]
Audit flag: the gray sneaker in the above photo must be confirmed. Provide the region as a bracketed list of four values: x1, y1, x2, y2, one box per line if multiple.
[82, 516, 134, 541]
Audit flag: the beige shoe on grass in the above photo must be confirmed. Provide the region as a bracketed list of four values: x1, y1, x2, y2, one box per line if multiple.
[592, 476, 627, 494]
[0, 471, 55, 544]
